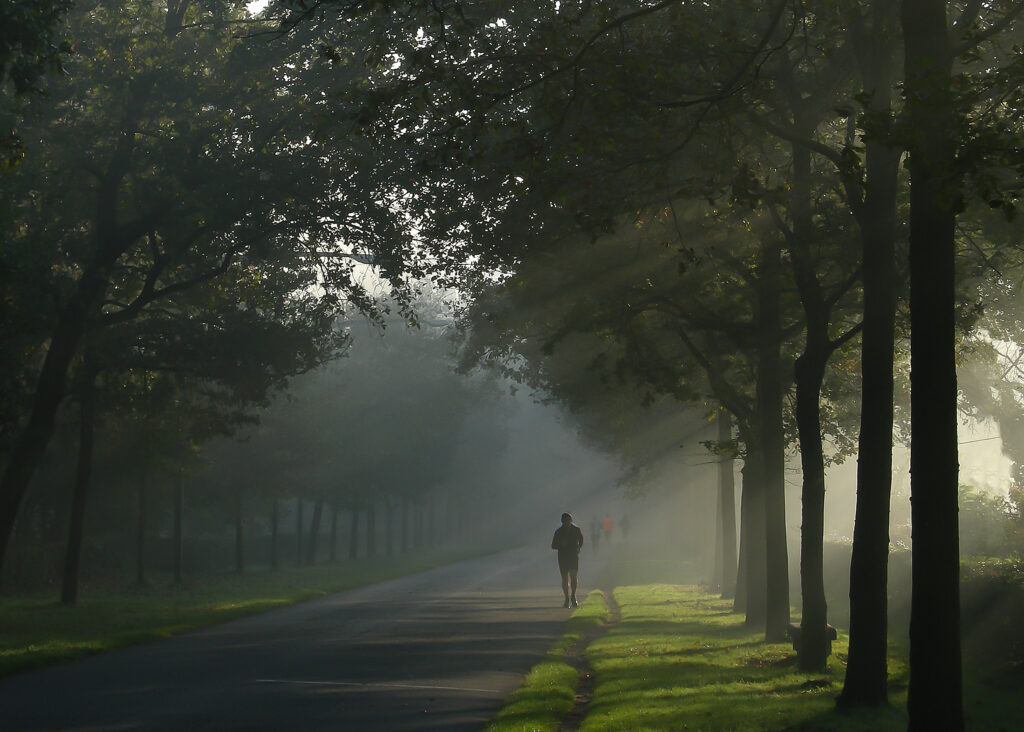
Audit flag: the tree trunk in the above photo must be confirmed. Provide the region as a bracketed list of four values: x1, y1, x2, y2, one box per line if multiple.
[717, 409, 738, 599]
[61, 369, 97, 605]
[135, 474, 148, 587]
[758, 239, 791, 641]
[427, 493, 435, 548]
[739, 453, 766, 626]
[271, 499, 279, 570]
[348, 505, 360, 560]
[902, 2, 963, 728]
[789, 121, 833, 671]
[172, 475, 184, 585]
[329, 503, 338, 562]
[367, 499, 377, 558]
[0, 267, 112, 576]
[385, 500, 394, 556]
[295, 497, 303, 567]
[307, 495, 324, 566]
[841, 0, 900, 707]
[401, 498, 409, 553]
[234, 487, 244, 574]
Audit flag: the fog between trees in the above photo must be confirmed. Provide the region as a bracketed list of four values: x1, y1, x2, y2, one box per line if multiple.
[3, 1, 1024, 730]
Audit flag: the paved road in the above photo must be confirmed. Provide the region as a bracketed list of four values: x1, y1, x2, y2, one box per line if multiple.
[2, 545, 596, 731]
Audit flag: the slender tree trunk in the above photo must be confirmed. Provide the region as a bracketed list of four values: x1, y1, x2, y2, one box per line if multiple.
[61, 369, 97, 605]
[172, 475, 183, 585]
[329, 503, 338, 562]
[367, 499, 377, 558]
[841, 0, 900, 706]
[401, 498, 409, 553]
[758, 239, 791, 641]
[718, 408, 738, 599]
[348, 505, 360, 560]
[234, 487, 244, 574]
[903, 2, 963, 728]
[307, 495, 324, 566]
[135, 473, 148, 587]
[270, 499, 279, 570]
[385, 500, 394, 556]
[427, 493, 435, 548]
[789, 122, 833, 671]
[295, 497, 303, 568]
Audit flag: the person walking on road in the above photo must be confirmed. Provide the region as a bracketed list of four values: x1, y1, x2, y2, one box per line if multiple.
[602, 514, 613, 544]
[552, 512, 584, 608]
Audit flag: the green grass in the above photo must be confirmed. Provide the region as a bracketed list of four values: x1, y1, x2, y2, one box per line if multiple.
[581, 585, 908, 731]
[484, 589, 611, 732]
[0, 547, 486, 678]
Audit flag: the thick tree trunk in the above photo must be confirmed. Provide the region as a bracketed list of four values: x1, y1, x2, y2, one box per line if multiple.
[0, 269, 110, 575]
[902, 2, 963, 728]
[738, 453, 766, 626]
[270, 499, 279, 570]
[295, 497, 303, 567]
[61, 370, 97, 605]
[841, 0, 900, 707]
[758, 239, 791, 641]
[348, 505, 360, 561]
[234, 487, 244, 574]
[135, 474, 148, 586]
[172, 475, 183, 585]
[717, 409, 738, 599]
[307, 496, 324, 566]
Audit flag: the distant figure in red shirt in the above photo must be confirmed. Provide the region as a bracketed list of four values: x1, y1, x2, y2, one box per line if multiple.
[603, 514, 613, 544]
[551, 512, 584, 608]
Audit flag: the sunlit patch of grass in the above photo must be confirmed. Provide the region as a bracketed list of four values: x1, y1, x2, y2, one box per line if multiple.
[485, 590, 610, 732]
[579, 585, 910, 732]
[0, 546, 489, 678]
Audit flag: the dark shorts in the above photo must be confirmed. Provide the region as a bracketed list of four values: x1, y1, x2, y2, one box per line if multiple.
[558, 553, 579, 575]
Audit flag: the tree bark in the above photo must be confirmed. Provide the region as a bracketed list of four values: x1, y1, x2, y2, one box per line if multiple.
[717, 408, 738, 599]
[270, 498, 279, 570]
[307, 495, 324, 565]
[385, 499, 394, 556]
[234, 487, 244, 574]
[367, 499, 377, 558]
[841, 0, 900, 707]
[738, 452, 766, 626]
[295, 497, 303, 567]
[135, 473, 148, 586]
[401, 498, 409, 553]
[902, 2, 963, 728]
[757, 239, 791, 641]
[329, 503, 338, 562]
[348, 505, 360, 560]
[0, 268, 111, 575]
[172, 475, 184, 585]
[61, 369, 97, 605]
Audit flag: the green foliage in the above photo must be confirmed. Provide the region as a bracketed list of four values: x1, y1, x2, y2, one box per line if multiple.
[959, 485, 1022, 557]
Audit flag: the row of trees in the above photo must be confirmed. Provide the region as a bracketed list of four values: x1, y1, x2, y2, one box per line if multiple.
[278, 1, 1024, 728]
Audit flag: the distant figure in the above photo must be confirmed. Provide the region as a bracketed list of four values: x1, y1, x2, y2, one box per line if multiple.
[620, 514, 630, 543]
[551, 512, 584, 608]
[603, 514, 613, 544]
[590, 516, 600, 554]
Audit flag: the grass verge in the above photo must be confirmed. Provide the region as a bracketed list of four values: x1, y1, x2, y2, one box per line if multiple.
[484, 590, 611, 732]
[0, 546, 488, 678]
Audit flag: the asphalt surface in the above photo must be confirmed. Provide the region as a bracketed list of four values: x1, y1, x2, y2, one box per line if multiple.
[1, 544, 594, 731]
